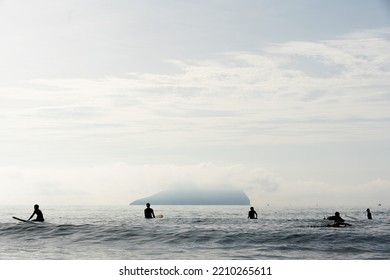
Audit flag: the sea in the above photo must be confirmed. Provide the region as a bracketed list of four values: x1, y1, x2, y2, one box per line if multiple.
[0, 205, 389, 260]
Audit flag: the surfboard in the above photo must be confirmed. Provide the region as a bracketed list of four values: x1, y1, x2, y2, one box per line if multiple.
[12, 216, 34, 223]
[156, 214, 163, 218]
[345, 215, 358, 220]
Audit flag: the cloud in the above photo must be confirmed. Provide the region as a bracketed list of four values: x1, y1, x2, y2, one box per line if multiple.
[1, 28, 389, 207]
[259, 178, 390, 208]
[2, 29, 388, 150]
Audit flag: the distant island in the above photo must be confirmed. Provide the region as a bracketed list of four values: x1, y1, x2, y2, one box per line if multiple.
[130, 189, 250, 205]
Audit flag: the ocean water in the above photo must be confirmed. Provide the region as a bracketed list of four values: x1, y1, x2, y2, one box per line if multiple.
[0, 205, 389, 260]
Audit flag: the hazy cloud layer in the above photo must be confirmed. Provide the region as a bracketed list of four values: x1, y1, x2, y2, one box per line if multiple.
[1, 163, 388, 207]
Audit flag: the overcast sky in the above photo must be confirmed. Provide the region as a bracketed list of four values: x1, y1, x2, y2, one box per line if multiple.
[1, 0, 389, 207]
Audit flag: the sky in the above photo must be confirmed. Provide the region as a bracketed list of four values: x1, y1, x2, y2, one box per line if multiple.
[0, 0, 389, 208]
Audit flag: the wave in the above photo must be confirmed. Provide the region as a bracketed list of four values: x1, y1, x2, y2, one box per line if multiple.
[1, 207, 389, 259]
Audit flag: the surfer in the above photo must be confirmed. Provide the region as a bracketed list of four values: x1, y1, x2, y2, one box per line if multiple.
[144, 203, 155, 219]
[325, 211, 350, 227]
[326, 212, 344, 223]
[366, 208, 372, 219]
[248, 207, 258, 219]
[28, 204, 44, 222]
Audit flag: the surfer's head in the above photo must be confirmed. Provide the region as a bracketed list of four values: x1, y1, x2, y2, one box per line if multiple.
[34, 204, 39, 210]
[335, 212, 340, 216]
[146, 203, 150, 208]
[250, 207, 254, 211]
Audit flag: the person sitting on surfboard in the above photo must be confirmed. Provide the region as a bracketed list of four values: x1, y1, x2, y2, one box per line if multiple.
[248, 207, 258, 219]
[144, 203, 155, 219]
[28, 204, 44, 222]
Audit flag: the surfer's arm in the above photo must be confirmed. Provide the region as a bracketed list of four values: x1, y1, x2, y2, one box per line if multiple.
[28, 211, 35, 221]
[152, 210, 155, 218]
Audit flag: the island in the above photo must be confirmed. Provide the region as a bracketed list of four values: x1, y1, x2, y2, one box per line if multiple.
[130, 189, 250, 205]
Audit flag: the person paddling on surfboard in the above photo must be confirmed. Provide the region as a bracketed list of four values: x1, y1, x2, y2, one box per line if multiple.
[248, 207, 258, 219]
[28, 204, 44, 222]
[144, 203, 155, 219]
[325, 211, 350, 227]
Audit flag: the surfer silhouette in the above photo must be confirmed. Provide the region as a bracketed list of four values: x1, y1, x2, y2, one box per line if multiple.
[28, 204, 44, 222]
[367, 208, 372, 219]
[325, 211, 350, 227]
[248, 207, 258, 219]
[326, 212, 344, 223]
[144, 203, 155, 219]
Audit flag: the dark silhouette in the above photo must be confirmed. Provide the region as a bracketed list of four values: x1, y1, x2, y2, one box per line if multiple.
[144, 203, 155, 219]
[325, 211, 350, 227]
[248, 207, 258, 219]
[326, 211, 344, 223]
[28, 204, 44, 222]
[367, 208, 372, 219]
